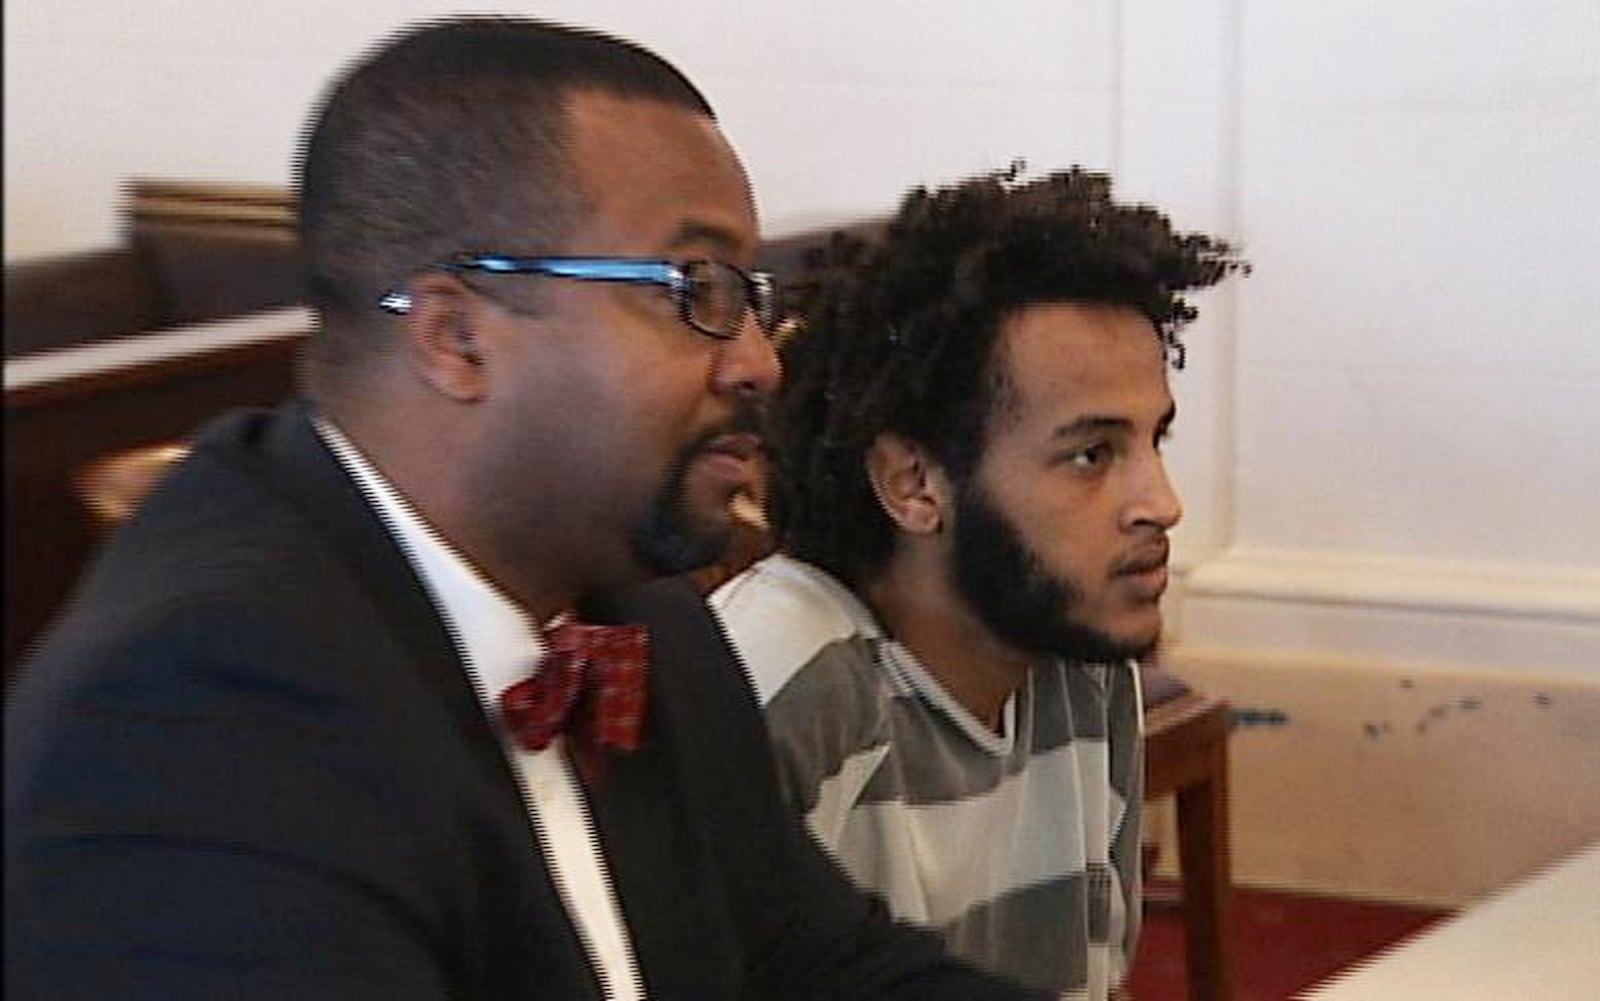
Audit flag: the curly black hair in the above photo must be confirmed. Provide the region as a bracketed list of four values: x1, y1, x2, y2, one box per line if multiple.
[770, 164, 1247, 589]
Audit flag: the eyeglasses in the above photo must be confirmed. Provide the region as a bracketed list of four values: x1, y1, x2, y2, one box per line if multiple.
[378, 254, 782, 341]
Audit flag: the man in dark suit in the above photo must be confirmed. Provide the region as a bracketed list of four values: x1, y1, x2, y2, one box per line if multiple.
[4, 18, 1049, 999]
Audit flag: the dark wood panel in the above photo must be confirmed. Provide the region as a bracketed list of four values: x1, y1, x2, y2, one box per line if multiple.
[5, 178, 301, 361]
[4, 337, 304, 673]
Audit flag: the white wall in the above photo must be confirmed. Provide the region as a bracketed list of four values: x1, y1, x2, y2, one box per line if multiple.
[1161, 648, 1600, 906]
[6, 1, 1598, 670]
[3, 0, 1120, 254]
[1174, 1, 1600, 678]
[1164, 1, 1600, 904]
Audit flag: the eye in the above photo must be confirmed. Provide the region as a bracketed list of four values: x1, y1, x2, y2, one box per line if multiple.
[680, 260, 743, 335]
[1065, 442, 1113, 470]
[1155, 426, 1174, 453]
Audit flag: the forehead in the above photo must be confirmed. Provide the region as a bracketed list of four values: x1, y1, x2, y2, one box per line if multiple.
[992, 302, 1171, 430]
[562, 89, 758, 261]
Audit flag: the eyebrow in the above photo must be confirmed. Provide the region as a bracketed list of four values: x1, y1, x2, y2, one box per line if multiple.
[663, 221, 747, 258]
[1050, 403, 1178, 441]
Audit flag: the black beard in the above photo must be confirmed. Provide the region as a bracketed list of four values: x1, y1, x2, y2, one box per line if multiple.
[950, 479, 1154, 664]
[629, 449, 733, 575]
[629, 402, 765, 576]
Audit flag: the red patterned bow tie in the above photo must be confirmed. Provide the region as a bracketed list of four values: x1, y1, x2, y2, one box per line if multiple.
[499, 620, 650, 783]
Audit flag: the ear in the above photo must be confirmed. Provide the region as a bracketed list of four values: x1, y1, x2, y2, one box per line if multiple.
[399, 271, 490, 402]
[865, 432, 952, 536]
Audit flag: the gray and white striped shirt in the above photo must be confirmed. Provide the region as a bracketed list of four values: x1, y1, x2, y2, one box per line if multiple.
[714, 554, 1143, 999]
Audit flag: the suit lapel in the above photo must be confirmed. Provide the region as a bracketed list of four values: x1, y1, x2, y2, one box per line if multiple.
[210, 402, 604, 996]
[577, 579, 750, 996]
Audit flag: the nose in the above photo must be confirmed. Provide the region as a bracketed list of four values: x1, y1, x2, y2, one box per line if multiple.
[711, 312, 782, 401]
[1125, 453, 1183, 532]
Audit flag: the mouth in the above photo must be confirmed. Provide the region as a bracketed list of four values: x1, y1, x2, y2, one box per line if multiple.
[700, 432, 762, 462]
[1114, 539, 1171, 577]
[690, 431, 764, 495]
[1113, 540, 1171, 598]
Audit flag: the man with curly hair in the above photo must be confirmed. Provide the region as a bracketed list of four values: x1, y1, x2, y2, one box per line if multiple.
[713, 167, 1244, 998]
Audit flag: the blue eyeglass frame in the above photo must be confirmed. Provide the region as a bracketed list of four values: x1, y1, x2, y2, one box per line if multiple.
[378, 253, 781, 340]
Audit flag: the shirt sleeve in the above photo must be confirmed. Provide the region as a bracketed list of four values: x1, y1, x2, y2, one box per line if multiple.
[711, 556, 868, 704]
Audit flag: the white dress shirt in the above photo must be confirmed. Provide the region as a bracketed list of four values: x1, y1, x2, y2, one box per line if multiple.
[314, 417, 644, 1000]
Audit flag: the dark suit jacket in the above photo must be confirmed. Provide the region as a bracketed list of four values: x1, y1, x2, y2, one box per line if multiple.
[6, 403, 1046, 1000]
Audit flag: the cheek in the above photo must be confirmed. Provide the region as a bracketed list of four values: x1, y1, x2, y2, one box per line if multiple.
[497, 358, 654, 507]
[597, 361, 720, 501]
[1003, 485, 1107, 576]
[1040, 536, 1105, 600]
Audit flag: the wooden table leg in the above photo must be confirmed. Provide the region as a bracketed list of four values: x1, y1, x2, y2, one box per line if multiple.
[1175, 744, 1234, 1001]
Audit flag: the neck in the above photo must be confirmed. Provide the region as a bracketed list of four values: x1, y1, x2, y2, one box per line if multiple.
[439, 511, 580, 626]
[323, 394, 580, 625]
[864, 546, 1034, 732]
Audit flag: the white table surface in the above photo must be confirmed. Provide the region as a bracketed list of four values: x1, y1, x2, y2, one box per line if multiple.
[1300, 839, 1600, 999]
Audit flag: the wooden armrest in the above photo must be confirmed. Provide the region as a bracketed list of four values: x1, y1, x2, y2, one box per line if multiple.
[1145, 691, 1231, 802]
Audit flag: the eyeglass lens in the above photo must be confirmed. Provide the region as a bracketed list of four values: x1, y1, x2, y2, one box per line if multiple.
[683, 261, 776, 337]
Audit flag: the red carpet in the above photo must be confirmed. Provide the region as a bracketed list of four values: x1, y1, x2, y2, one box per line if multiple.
[1126, 881, 1451, 1000]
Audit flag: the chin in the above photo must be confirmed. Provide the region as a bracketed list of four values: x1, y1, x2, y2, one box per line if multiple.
[1056, 610, 1163, 664]
[629, 475, 740, 576]
[1105, 615, 1164, 660]
[1121, 630, 1163, 663]
[631, 518, 733, 577]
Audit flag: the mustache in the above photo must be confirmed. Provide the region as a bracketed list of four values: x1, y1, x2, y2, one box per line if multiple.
[1111, 537, 1170, 576]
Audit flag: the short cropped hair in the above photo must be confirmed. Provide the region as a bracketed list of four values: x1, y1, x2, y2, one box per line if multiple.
[771, 165, 1246, 588]
[297, 17, 713, 372]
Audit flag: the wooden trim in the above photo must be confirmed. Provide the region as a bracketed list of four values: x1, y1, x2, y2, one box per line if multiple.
[125, 178, 295, 228]
[4, 308, 308, 409]
[131, 199, 294, 227]
[6, 325, 308, 411]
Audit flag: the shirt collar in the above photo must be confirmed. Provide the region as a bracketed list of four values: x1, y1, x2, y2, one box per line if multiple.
[312, 415, 545, 704]
[764, 553, 886, 638]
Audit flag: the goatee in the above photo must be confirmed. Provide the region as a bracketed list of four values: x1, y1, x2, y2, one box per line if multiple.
[630, 401, 766, 575]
